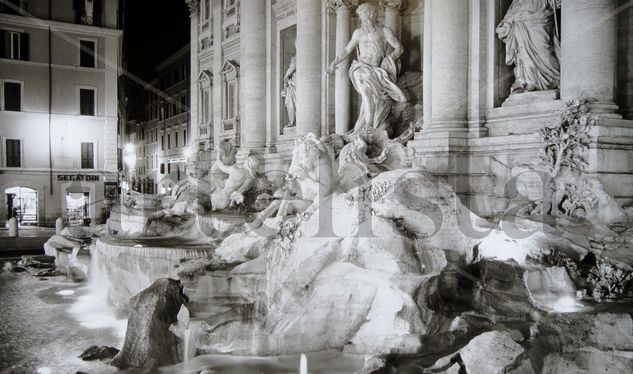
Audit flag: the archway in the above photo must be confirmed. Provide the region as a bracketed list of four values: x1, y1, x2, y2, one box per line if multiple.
[5, 187, 38, 226]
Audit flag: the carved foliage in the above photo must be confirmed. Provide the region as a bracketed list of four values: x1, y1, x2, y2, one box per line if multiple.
[327, 0, 358, 11]
[380, 0, 407, 10]
[185, 0, 200, 16]
[535, 98, 598, 179]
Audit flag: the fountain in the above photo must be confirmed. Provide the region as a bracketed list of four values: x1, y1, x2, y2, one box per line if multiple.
[73, 21, 633, 374]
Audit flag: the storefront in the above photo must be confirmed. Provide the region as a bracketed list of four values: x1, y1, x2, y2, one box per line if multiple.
[0, 171, 117, 227]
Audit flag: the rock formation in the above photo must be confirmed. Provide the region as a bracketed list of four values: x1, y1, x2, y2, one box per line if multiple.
[111, 278, 188, 368]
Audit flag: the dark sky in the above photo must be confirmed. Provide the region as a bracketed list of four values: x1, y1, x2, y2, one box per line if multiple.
[123, 1, 190, 81]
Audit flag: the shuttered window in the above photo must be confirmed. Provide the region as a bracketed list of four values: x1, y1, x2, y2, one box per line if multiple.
[6, 139, 21, 167]
[0, 31, 28, 60]
[81, 142, 94, 169]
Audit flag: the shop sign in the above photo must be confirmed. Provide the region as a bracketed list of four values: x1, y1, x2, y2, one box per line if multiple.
[57, 174, 100, 182]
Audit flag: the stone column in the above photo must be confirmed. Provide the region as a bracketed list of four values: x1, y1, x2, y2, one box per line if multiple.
[240, 0, 267, 148]
[381, 0, 405, 38]
[618, 0, 633, 119]
[186, 0, 199, 145]
[425, 0, 469, 133]
[328, 0, 356, 134]
[561, 0, 621, 117]
[296, 0, 323, 136]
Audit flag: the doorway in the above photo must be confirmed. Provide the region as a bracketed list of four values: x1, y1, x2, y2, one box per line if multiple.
[66, 192, 90, 226]
[5, 187, 38, 226]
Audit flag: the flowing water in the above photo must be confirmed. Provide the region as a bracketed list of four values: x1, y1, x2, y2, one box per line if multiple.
[183, 319, 206, 365]
[0, 270, 122, 374]
[525, 265, 584, 313]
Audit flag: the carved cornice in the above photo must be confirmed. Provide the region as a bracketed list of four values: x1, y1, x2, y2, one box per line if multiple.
[380, 0, 407, 11]
[185, 0, 199, 16]
[327, 0, 358, 12]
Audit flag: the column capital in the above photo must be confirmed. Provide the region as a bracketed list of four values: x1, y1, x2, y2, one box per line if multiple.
[185, 0, 199, 17]
[327, 0, 358, 12]
[380, 0, 407, 11]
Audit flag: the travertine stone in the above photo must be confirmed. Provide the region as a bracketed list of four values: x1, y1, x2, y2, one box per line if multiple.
[425, 0, 469, 132]
[381, 0, 406, 38]
[496, 0, 560, 94]
[327, 0, 357, 134]
[561, 0, 621, 117]
[296, 0, 323, 136]
[240, 0, 267, 147]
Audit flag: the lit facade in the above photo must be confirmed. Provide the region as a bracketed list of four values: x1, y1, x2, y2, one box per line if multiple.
[125, 44, 191, 196]
[0, 0, 122, 226]
[187, 0, 633, 217]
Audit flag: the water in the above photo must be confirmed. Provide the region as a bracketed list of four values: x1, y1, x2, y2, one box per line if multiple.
[525, 265, 584, 313]
[162, 351, 366, 374]
[183, 319, 205, 365]
[0, 271, 121, 373]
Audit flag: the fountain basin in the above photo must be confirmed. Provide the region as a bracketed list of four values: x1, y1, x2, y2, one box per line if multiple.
[195, 211, 252, 240]
[93, 238, 213, 314]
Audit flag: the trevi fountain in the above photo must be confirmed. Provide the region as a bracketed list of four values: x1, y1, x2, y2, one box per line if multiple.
[3, 0, 633, 373]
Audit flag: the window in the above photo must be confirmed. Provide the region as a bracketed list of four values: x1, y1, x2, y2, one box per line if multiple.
[203, 0, 210, 20]
[161, 135, 164, 150]
[79, 88, 96, 116]
[227, 81, 236, 119]
[201, 89, 210, 123]
[79, 40, 96, 68]
[175, 133, 179, 148]
[5, 139, 21, 167]
[74, 0, 101, 26]
[220, 61, 239, 122]
[168, 163, 171, 174]
[183, 130, 187, 146]
[3, 81, 22, 111]
[167, 134, 171, 149]
[1, 31, 28, 60]
[160, 163, 165, 174]
[81, 142, 94, 169]
[180, 96, 186, 114]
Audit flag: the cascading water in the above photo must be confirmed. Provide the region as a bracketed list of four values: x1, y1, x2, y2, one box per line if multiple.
[67, 242, 127, 338]
[183, 320, 205, 366]
[525, 265, 583, 313]
[300, 353, 307, 374]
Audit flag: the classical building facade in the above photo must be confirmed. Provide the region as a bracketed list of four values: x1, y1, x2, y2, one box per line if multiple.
[125, 44, 191, 196]
[0, 0, 122, 226]
[187, 0, 633, 217]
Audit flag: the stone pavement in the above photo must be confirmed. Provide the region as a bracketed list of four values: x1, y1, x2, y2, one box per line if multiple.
[0, 226, 54, 258]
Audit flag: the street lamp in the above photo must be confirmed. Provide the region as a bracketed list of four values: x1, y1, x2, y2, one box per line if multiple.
[122, 143, 136, 194]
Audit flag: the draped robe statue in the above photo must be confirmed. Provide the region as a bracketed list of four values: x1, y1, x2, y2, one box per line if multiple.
[326, 3, 406, 134]
[281, 55, 297, 128]
[496, 0, 561, 94]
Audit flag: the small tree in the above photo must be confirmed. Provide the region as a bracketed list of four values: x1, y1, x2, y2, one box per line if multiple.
[536, 98, 597, 178]
[533, 98, 598, 216]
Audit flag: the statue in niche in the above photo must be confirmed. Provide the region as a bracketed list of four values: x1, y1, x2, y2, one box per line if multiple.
[281, 52, 297, 128]
[326, 3, 407, 134]
[496, 0, 561, 94]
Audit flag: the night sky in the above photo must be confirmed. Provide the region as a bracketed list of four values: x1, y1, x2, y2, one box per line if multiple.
[123, 1, 190, 80]
[123, 1, 190, 120]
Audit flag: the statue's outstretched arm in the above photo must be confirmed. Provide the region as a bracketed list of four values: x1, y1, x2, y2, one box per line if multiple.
[327, 30, 360, 73]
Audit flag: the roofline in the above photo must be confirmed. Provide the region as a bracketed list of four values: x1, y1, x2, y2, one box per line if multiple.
[155, 43, 191, 72]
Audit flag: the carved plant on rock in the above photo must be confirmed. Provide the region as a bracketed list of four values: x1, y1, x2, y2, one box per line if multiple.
[532, 98, 598, 217]
[587, 259, 633, 300]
